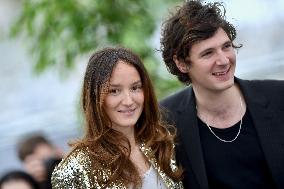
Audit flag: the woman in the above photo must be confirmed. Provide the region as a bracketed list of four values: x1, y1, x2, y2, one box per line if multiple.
[51, 47, 183, 189]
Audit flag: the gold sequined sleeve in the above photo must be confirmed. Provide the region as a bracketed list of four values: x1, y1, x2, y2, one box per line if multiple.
[51, 149, 93, 189]
[171, 144, 184, 189]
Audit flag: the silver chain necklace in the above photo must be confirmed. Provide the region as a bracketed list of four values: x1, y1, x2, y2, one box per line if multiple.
[197, 97, 243, 143]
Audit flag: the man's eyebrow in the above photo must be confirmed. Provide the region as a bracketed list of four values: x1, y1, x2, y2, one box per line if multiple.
[199, 47, 214, 56]
[199, 40, 232, 54]
[223, 40, 232, 45]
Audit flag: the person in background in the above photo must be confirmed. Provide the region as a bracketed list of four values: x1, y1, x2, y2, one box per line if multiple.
[51, 47, 183, 189]
[160, 0, 284, 189]
[0, 170, 40, 189]
[17, 133, 63, 189]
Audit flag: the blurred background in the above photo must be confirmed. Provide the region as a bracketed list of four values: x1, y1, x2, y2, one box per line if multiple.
[0, 0, 283, 175]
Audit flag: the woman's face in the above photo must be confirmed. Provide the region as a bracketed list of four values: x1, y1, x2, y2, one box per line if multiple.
[103, 61, 144, 133]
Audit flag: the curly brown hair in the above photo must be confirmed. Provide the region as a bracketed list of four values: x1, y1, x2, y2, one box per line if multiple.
[71, 47, 182, 188]
[160, 0, 241, 85]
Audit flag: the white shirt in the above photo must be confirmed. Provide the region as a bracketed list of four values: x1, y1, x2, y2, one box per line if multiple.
[141, 166, 167, 189]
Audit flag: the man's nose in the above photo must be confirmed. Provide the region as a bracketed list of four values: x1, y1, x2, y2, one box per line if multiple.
[216, 51, 229, 65]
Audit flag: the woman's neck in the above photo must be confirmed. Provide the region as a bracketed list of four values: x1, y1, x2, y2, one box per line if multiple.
[114, 125, 136, 143]
[115, 126, 150, 175]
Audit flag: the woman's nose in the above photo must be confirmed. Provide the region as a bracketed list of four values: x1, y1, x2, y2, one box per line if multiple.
[121, 92, 134, 106]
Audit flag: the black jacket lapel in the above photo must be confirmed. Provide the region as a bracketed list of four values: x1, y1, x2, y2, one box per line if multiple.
[176, 88, 209, 189]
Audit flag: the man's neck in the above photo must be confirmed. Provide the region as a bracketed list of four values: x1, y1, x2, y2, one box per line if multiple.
[194, 84, 246, 128]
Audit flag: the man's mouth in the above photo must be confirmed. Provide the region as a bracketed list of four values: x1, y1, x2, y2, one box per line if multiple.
[212, 69, 229, 76]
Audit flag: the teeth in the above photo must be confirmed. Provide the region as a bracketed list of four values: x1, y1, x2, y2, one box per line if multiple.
[213, 71, 226, 76]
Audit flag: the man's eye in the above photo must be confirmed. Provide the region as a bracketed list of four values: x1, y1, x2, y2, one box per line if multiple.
[224, 43, 232, 49]
[202, 51, 212, 57]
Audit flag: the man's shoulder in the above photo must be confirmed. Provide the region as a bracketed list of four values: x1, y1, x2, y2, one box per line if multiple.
[160, 86, 192, 109]
[238, 78, 284, 109]
[255, 79, 284, 87]
[239, 78, 284, 93]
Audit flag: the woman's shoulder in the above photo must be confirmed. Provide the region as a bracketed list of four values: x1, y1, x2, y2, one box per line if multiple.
[51, 147, 94, 188]
[55, 147, 91, 173]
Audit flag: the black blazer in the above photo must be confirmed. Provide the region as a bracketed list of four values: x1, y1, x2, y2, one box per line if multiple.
[160, 78, 284, 189]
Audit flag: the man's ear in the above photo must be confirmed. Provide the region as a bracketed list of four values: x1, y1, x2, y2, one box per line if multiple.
[173, 55, 189, 73]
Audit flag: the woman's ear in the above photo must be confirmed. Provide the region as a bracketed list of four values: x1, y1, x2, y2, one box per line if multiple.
[173, 55, 189, 73]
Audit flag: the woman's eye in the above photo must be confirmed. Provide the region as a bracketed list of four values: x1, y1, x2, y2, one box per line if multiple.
[131, 85, 142, 92]
[109, 89, 120, 95]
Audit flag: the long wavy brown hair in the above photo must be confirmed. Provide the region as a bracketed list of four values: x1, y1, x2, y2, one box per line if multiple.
[71, 47, 182, 188]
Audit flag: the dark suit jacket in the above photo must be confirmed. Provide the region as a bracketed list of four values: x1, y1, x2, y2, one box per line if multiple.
[160, 78, 284, 189]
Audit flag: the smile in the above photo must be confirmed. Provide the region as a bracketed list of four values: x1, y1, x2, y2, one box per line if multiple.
[212, 69, 229, 76]
[118, 108, 136, 113]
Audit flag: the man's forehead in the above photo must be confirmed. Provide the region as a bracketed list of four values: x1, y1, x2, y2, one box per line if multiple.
[190, 28, 230, 53]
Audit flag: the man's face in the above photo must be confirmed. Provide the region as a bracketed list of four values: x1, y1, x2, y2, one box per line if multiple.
[187, 28, 236, 93]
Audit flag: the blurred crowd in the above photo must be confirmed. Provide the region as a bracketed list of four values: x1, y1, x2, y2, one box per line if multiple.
[0, 133, 63, 189]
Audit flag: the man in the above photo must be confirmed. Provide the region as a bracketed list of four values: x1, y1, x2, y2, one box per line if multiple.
[17, 133, 63, 189]
[160, 1, 284, 189]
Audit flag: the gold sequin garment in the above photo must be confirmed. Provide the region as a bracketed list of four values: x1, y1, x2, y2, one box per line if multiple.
[51, 144, 183, 189]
